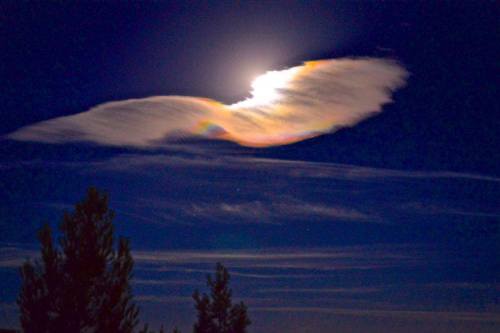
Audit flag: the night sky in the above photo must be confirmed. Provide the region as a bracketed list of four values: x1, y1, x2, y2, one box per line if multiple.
[1, 2, 499, 332]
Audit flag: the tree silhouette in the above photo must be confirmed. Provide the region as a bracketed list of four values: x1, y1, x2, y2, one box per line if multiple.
[18, 187, 139, 333]
[192, 263, 251, 333]
[138, 324, 182, 333]
[138, 323, 166, 333]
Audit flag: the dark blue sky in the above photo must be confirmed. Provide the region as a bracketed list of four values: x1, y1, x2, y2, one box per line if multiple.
[0, 2, 499, 332]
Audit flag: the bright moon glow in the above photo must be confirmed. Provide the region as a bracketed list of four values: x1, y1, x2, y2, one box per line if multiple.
[230, 67, 300, 108]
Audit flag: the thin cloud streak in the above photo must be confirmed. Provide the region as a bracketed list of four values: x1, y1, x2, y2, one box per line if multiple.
[5, 153, 499, 183]
[131, 245, 419, 264]
[182, 200, 374, 224]
[252, 307, 500, 322]
[128, 245, 426, 277]
[7, 58, 407, 148]
[83, 154, 500, 183]
[135, 295, 192, 304]
[0, 246, 37, 268]
[1, 244, 423, 270]
[256, 287, 381, 294]
[147, 266, 321, 280]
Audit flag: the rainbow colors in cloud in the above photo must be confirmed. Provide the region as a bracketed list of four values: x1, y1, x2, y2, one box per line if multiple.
[7, 58, 408, 148]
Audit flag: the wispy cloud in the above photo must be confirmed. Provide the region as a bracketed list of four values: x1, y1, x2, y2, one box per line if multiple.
[7, 58, 407, 148]
[1, 244, 422, 270]
[83, 153, 500, 184]
[133, 278, 202, 286]
[400, 202, 500, 219]
[135, 295, 192, 304]
[0, 246, 37, 268]
[5, 154, 498, 230]
[251, 307, 500, 322]
[256, 287, 381, 294]
[4, 243, 498, 326]
[181, 199, 373, 224]
[149, 266, 321, 279]
[4, 151, 499, 184]
[129, 244, 424, 277]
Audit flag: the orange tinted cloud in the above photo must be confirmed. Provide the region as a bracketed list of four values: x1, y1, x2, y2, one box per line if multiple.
[7, 58, 408, 148]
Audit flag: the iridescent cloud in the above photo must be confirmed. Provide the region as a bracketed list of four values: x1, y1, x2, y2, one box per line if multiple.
[7, 58, 408, 148]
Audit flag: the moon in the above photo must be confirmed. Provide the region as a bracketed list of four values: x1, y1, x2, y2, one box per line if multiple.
[230, 67, 300, 108]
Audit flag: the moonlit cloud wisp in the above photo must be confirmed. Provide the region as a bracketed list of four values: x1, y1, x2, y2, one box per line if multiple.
[7, 58, 408, 148]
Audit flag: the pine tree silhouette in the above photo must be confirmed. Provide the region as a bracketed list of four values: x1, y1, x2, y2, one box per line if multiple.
[18, 187, 139, 333]
[193, 263, 251, 333]
[138, 323, 166, 333]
